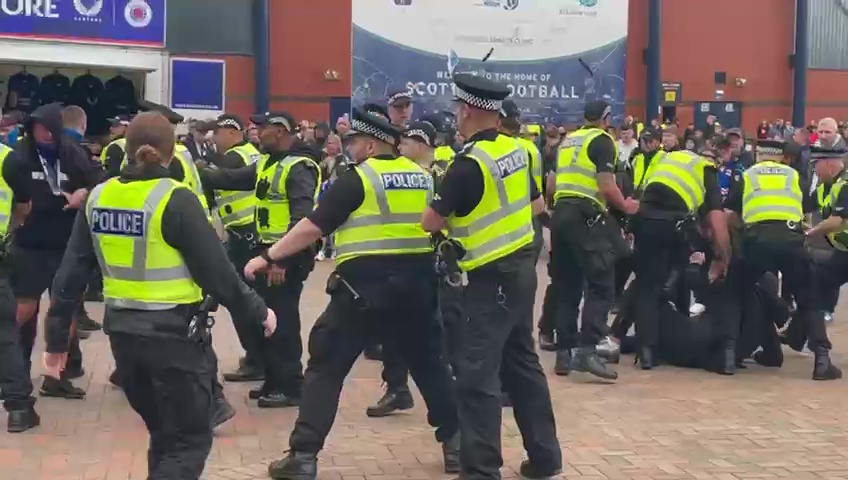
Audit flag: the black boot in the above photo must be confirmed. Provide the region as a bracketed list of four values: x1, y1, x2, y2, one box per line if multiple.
[638, 346, 654, 371]
[365, 388, 414, 417]
[752, 349, 783, 368]
[553, 349, 572, 376]
[812, 348, 842, 381]
[538, 331, 557, 352]
[7, 406, 39, 433]
[39, 376, 86, 399]
[267, 451, 318, 480]
[223, 364, 264, 382]
[519, 459, 563, 479]
[571, 346, 618, 381]
[714, 342, 737, 376]
[258, 392, 301, 409]
[211, 397, 236, 429]
[442, 433, 460, 474]
[363, 343, 383, 361]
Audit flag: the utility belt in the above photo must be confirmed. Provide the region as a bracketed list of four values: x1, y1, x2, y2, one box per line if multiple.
[326, 271, 367, 309]
[745, 219, 804, 233]
[187, 295, 218, 345]
[431, 232, 465, 287]
[227, 227, 258, 249]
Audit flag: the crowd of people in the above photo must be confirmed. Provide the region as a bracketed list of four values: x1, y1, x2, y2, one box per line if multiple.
[0, 75, 846, 480]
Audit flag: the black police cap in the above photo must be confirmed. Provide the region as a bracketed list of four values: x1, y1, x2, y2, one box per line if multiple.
[402, 121, 437, 147]
[499, 99, 521, 119]
[810, 145, 848, 163]
[214, 113, 245, 132]
[452, 73, 511, 111]
[584, 100, 611, 122]
[249, 111, 296, 133]
[756, 139, 786, 157]
[362, 103, 390, 122]
[387, 89, 413, 106]
[348, 107, 401, 145]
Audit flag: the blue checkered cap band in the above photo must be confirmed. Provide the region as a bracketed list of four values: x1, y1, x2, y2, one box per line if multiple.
[757, 146, 782, 156]
[351, 118, 394, 144]
[404, 129, 431, 146]
[454, 86, 502, 111]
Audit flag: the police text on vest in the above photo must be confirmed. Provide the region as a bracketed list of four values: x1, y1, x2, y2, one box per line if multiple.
[91, 208, 145, 237]
[496, 151, 528, 178]
[381, 172, 432, 190]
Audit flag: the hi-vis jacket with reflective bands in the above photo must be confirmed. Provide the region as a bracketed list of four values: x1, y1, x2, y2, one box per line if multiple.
[120, 144, 210, 217]
[554, 127, 617, 207]
[86, 178, 203, 310]
[334, 157, 433, 265]
[817, 172, 848, 251]
[434, 145, 455, 165]
[216, 143, 262, 228]
[518, 137, 543, 192]
[255, 154, 321, 244]
[0, 145, 13, 236]
[632, 149, 664, 192]
[100, 137, 126, 164]
[741, 161, 804, 225]
[642, 150, 711, 212]
[447, 135, 535, 271]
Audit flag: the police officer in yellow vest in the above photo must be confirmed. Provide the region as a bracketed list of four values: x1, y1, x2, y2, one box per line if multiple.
[205, 114, 266, 383]
[200, 111, 320, 408]
[102, 114, 130, 177]
[631, 147, 730, 371]
[631, 128, 665, 195]
[549, 100, 636, 381]
[0, 142, 40, 433]
[421, 74, 562, 480]
[244, 108, 459, 479]
[43, 112, 275, 479]
[421, 112, 457, 173]
[724, 140, 840, 380]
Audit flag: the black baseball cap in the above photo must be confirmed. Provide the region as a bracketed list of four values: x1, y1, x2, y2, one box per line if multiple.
[249, 111, 296, 133]
[402, 121, 437, 147]
[499, 99, 521, 119]
[109, 114, 132, 127]
[639, 128, 662, 142]
[725, 127, 744, 138]
[584, 100, 612, 122]
[213, 114, 245, 132]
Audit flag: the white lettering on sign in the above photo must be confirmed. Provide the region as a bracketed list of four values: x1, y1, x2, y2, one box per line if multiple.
[496, 150, 528, 178]
[0, 0, 59, 18]
[381, 172, 432, 190]
[90, 208, 146, 237]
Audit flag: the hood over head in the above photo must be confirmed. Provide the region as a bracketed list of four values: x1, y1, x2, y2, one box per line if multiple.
[24, 103, 65, 141]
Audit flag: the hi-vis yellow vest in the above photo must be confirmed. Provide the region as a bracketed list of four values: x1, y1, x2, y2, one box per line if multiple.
[434, 145, 455, 165]
[215, 143, 261, 228]
[100, 137, 126, 164]
[632, 149, 664, 192]
[555, 127, 616, 206]
[255, 154, 321, 244]
[518, 137, 543, 192]
[642, 150, 710, 212]
[86, 178, 202, 310]
[334, 157, 433, 265]
[0, 145, 13, 236]
[741, 161, 803, 224]
[120, 145, 209, 217]
[819, 173, 848, 251]
[447, 135, 534, 271]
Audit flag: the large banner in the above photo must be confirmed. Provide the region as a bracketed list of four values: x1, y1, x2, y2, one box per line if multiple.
[352, 0, 628, 125]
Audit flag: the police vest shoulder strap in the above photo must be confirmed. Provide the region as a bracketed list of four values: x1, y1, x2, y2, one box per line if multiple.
[267, 155, 315, 194]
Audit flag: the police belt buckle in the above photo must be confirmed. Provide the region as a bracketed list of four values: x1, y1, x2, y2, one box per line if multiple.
[787, 220, 798, 230]
[586, 213, 603, 228]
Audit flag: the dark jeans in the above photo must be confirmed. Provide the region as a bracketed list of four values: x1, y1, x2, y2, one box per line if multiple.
[110, 334, 214, 480]
[550, 202, 616, 349]
[254, 258, 312, 397]
[456, 257, 561, 479]
[289, 273, 457, 454]
[225, 226, 263, 368]
[0, 274, 34, 411]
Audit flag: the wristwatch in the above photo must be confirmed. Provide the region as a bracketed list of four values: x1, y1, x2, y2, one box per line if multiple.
[260, 250, 274, 263]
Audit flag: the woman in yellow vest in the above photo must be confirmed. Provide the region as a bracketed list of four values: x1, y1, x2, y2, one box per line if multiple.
[725, 141, 840, 381]
[43, 112, 277, 479]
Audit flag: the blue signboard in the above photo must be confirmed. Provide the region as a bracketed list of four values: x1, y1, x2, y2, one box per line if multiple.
[170, 58, 225, 111]
[0, 0, 166, 48]
[352, 0, 629, 125]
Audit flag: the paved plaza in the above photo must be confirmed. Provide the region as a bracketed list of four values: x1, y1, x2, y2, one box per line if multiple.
[3, 260, 848, 479]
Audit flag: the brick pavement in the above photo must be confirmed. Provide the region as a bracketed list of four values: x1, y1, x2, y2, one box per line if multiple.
[3, 260, 848, 479]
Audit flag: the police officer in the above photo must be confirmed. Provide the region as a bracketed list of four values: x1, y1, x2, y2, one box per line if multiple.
[631, 147, 730, 370]
[200, 111, 320, 407]
[724, 140, 841, 380]
[421, 73, 561, 480]
[549, 100, 637, 381]
[631, 128, 665, 194]
[0, 141, 39, 433]
[423, 112, 457, 169]
[247, 108, 459, 479]
[204, 114, 266, 383]
[43, 112, 276, 479]
[387, 89, 413, 127]
[102, 115, 130, 177]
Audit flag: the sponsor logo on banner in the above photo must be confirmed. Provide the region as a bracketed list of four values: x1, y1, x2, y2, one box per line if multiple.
[476, 0, 519, 10]
[125, 0, 152, 27]
[74, 0, 104, 18]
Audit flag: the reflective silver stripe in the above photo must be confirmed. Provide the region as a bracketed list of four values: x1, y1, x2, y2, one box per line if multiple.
[339, 162, 434, 230]
[334, 236, 432, 256]
[220, 205, 254, 225]
[462, 221, 534, 261]
[88, 179, 192, 282]
[555, 134, 603, 201]
[555, 135, 587, 175]
[635, 152, 666, 187]
[0, 213, 8, 224]
[217, 190, 253, 203]
[266, 156, 304, 200]
[105, 298, 179, 311]
[743, 205, 803, 220]
[646, 151, 703, 210]
[743, 165, 803, 222]
[0, 190, 9, 200]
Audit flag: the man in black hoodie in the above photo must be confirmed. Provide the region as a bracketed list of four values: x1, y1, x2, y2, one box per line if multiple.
[9, 103, 101, 398]
[200, 111, 319, 408]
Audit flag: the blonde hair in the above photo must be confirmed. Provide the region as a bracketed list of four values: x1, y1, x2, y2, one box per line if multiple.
[125, 112, 176, 166]
[61, 105, 87, 131]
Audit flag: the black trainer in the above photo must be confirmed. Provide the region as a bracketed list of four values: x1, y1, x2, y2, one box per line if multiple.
[248, 386, 267, 400]
[39, 377, 85, 400]
[519, 459, 563, 479]
[258, 392, 300, 409]
[211, 399, 236, 429]
[813, 348, 843, 381]
[7, 407, 40, 433]
[268, 451, 318, 480]
[223, 364, 265, 382]
[365, 389, 414, 417]
[442, 433, 460, 474]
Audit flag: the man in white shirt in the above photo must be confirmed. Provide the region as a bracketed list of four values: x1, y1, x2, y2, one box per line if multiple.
[616, 124, 639, 169]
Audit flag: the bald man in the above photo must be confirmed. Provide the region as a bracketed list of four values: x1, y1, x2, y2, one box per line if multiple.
[817, 118, 846, 149]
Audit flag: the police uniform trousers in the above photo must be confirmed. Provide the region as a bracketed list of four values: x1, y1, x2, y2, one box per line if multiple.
[438, 278, 465, 373]
[0, 272, 35, 413]
[380, 334, 411, 392]
[723, 222, 831, 351]
[813, 248, 847, 315]
[550, 199, 616, 350]
[455, 250, 561, 479]
[288, 269, 458, 453]
[110, 333, 214, 479]
[226, 225, 264, 370]
[254, 256, 313, 398]
[536, 249, 558, 336]
[631, 215, 692, 350]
